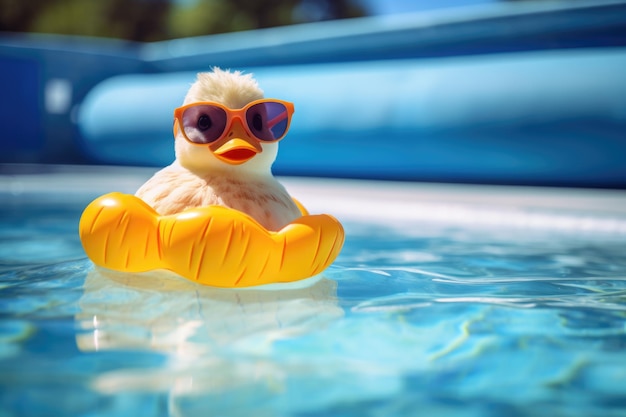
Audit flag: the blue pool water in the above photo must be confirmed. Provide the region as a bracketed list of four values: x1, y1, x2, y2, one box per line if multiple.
[2, 167, 626, 417]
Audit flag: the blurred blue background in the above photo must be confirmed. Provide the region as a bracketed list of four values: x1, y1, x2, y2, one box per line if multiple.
[1, 0, 625, 187]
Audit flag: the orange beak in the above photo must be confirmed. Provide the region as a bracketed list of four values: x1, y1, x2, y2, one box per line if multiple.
[211, 119, 262, 165]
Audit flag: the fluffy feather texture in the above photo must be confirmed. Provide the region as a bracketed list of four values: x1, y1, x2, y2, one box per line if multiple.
[135, 68, 301, 231]
[183, 69, 263, 108]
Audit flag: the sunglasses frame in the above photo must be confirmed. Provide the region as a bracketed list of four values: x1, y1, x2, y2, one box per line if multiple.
[173, 99, 295, 145]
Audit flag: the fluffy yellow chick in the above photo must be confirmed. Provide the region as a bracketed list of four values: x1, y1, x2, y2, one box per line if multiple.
[135, 68, 302, 231]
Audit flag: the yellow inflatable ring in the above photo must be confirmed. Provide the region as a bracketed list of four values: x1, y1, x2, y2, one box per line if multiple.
[79, 193, 344, 288]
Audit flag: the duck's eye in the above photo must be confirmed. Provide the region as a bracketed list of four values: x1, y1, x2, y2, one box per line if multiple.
[252, 113, 263, 132]
[197, 114, 212, 131]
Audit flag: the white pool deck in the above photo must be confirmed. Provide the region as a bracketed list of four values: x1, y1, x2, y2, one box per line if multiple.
[2, 164, 626, 235]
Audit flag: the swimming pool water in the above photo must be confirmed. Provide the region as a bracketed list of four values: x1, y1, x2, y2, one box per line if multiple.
[1, 169, 626, 417]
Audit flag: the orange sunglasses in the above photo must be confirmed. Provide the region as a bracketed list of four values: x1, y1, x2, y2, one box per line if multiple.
[173, 99, 295, 145]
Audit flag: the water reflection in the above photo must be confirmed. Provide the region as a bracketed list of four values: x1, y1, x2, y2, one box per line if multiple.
[77, 268, 342, 354]
[75, 267, 343, 402]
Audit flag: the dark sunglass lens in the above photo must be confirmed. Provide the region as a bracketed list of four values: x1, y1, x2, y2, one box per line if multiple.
[246, 102, 289, 142]
[182, 105, 227, 143]
[197, 114, 212, 131]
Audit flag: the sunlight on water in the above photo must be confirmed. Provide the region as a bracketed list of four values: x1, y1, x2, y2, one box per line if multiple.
[1, 195, 626, 416]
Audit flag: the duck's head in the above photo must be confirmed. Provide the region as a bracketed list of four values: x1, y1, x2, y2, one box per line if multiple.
[173, 68, 293, 177]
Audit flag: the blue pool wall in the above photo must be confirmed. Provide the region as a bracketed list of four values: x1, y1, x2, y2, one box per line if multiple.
[2, 0, 626, 187]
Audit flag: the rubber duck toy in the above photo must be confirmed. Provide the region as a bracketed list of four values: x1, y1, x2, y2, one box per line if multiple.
[79, 68, 344, 288]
